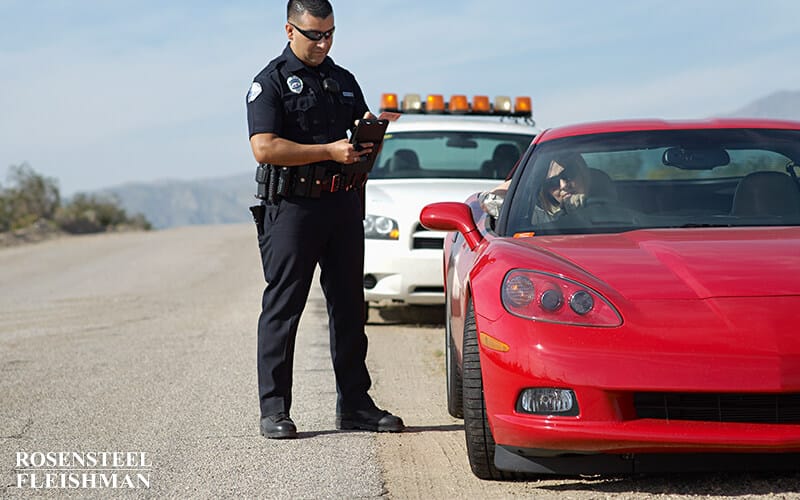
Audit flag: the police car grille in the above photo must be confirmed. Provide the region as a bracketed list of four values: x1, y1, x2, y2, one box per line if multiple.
[634, 392, 800, 424]
[411, 224, 443, 250]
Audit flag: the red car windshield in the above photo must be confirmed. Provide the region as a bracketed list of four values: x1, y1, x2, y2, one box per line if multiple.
[503, 128, 800, 236]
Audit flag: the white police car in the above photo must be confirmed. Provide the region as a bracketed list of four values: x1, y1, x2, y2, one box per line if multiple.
[363, 93, 539, 314]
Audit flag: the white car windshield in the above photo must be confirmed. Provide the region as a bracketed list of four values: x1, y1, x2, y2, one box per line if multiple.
[369, 131, 534, 180]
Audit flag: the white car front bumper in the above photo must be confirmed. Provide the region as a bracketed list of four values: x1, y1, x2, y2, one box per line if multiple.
[363, 233, 446, 306]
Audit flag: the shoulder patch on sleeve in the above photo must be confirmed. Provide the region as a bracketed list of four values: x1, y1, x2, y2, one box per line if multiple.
[246, 82, 262, 103]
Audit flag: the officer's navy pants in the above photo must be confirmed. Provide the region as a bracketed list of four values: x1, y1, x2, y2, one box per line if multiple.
[256, 189, 373, 418]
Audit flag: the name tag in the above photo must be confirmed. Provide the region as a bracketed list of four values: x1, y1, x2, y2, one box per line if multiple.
[343, 91, 354, 98]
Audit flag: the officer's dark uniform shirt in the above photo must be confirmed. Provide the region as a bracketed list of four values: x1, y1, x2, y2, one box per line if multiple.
[247, 44, 369, 147]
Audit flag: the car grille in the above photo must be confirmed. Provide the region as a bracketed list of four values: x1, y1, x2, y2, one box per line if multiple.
[634, 392, 800, 424]
[411, 224, 444, 250]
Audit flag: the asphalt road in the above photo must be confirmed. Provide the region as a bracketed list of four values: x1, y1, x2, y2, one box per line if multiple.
[1, 224, 799, 499]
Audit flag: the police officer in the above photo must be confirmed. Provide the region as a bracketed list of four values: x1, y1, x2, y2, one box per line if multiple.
[246, 0, 404, 439]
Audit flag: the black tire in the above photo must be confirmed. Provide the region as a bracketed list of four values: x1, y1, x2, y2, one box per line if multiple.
[462, 300, 518, 480]
[446, 319, 464, 418]
[445, 269, 463, 418]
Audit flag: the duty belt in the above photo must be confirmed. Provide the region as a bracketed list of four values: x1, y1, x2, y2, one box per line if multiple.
[296, 171, 363, 195]
[255, 163, 366, 202]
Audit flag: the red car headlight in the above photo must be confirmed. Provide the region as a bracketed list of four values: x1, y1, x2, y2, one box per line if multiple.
[501, 269, 622, 327]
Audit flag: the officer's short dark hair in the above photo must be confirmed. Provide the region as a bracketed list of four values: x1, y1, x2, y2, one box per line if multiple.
[287, 0, 333, 21]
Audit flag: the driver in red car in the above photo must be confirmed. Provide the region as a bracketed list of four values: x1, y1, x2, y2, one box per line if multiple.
[532, 152, 591, 223]
[479, 152, 594, 222]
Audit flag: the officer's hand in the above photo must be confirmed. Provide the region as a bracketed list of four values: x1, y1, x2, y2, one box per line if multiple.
[354, 111, 377, 127]
[330, 138, 373, 165]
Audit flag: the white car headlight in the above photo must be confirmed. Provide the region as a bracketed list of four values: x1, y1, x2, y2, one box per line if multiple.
[364, 214, 399, 240]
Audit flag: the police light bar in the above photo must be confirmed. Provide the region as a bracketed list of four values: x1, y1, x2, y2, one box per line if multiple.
[380, 93, 532, 118]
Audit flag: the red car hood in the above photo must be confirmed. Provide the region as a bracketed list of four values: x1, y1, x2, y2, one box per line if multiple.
[511, 227, 800, 300]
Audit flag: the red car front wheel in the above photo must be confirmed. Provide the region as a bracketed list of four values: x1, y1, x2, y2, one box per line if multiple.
[462, 300, 523, 480]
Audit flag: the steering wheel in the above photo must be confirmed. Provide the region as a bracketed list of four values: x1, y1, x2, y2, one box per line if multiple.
[576, 196, 641, 225]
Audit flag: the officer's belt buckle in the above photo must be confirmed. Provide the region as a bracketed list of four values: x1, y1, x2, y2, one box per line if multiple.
[329, 173, 342, 192]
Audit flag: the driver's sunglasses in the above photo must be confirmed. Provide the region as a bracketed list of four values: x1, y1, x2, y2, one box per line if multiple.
[289, 22, 335, 41]
[543, 168, 577, 191]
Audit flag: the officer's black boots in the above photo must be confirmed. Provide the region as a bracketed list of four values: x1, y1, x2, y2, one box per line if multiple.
[335, 407, 405, 433]
[261, 408, 404, 438]
[260, 413, 298, 439]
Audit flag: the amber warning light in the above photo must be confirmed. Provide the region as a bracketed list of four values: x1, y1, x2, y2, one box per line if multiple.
[380, 93, 533, 118]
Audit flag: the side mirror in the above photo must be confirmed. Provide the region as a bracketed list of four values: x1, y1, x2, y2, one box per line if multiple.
[419, 202, 483, 250]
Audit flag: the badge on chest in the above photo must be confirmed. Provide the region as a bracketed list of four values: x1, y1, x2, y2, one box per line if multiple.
[286, 75, 303, 94]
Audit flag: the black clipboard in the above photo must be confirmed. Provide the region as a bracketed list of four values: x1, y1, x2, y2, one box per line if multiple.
[349, 118, 389, 173]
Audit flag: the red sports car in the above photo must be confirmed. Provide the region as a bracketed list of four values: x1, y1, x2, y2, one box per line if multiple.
[420, 119, 800, 480]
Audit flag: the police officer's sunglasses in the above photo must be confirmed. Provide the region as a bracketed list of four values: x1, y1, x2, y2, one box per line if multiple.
[289, 22, 335, 41]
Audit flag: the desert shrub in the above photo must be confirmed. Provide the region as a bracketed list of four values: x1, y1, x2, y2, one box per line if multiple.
[0, 163, 60, 231]
[1, 164, 151, 234]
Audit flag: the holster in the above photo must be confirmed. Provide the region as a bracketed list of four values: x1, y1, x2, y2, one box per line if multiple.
[249, 205, 266, 236]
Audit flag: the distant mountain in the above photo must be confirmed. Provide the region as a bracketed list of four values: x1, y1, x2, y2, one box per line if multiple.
[724, 90, 800, 120]
[98, 90, 800, 229]
[100, 172, 256, 229]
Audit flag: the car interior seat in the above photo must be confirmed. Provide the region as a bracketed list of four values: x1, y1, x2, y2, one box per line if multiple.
[481, 143, 521, 179]
[730, 171, 800, 216]
[389, 149, 421, 173]
[586, 168, 618, 201]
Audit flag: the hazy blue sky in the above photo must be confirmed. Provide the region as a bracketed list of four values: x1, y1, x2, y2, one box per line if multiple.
[2, 0, 799, 194]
